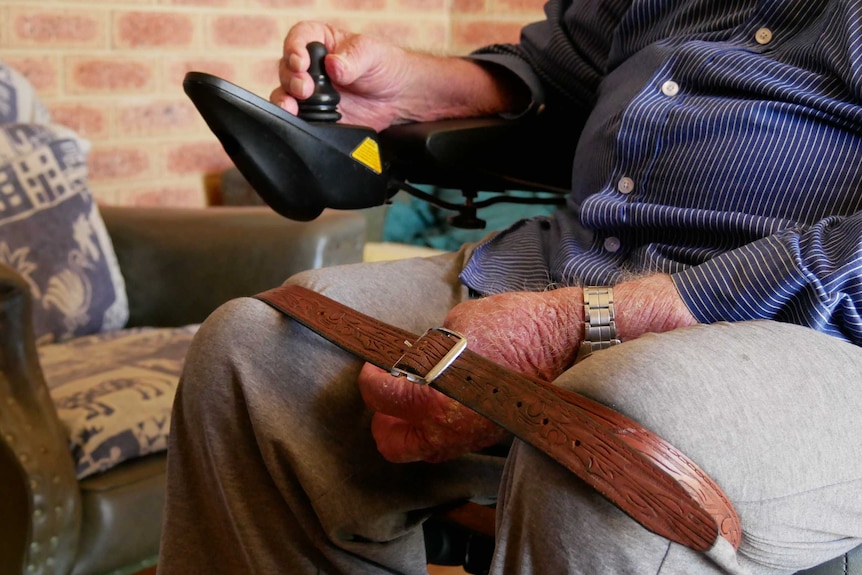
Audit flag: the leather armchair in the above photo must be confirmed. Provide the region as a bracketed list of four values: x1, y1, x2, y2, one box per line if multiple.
[0, 205, 366, 575]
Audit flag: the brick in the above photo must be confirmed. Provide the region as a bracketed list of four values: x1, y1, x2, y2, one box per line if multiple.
[81, 0, 155, 4]
[360, 20, 420, 43]
[67, 56, 157, 94]
[116, 100, 199, 137]
[452, 0, 487, 14]
[162, 0, 234, 5]
[360, 20, 445, 49]
[323, 18, 358, 35]
[397, 0, 446, 12]
[494, 0, 545, 13]
[251, 0, 314, 7]
[166, 140, 232, 175]
[10, 7, 106, 48]
[331, 0, 386, 10]
[48, 103, 110, 139]
[114, 11, 197, 49]
[209, 15, 279, 49]
[452, 20, 523, 49]
[88, 146, 151, 181]
[117, 184, 205, 207]
[3, 56, 59, 96]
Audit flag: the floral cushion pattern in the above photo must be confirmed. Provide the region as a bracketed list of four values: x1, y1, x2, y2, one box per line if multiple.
[39, 325, 199, 479]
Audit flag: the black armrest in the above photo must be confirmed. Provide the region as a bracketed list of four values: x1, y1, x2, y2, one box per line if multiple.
[100, 206, 366, 328]
[379, 117, 578, 195]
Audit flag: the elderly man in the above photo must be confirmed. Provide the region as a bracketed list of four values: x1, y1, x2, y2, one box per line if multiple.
[159, 2, 862, 573]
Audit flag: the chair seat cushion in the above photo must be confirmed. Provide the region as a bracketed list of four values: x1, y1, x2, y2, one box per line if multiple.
[38, 325, 198, 478]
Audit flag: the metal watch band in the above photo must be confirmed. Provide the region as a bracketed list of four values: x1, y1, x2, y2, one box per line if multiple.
[577, 285, 621, 362]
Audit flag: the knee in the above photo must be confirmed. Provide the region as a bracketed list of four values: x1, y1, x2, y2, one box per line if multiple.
[178, 297, 287, 407]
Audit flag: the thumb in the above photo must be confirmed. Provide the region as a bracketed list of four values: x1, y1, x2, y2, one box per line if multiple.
[324, 52, 353, 85]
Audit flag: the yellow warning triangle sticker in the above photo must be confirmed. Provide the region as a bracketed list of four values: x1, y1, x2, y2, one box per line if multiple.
[350, 137, 382, 174]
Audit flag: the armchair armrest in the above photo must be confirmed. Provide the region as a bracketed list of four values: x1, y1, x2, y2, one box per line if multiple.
[0, 265, 81, 575]
[100, 206, 366, 328]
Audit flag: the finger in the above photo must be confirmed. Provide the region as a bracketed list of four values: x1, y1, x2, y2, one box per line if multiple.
[358, 363, 445, 422]
[282, 21, 356, 74]
[282, 21, 331, 66]
[277, 54, 313, 100]
[371, 413, 474, 464]
[269, 86, 299, 114]
[369, 413, 427, 463]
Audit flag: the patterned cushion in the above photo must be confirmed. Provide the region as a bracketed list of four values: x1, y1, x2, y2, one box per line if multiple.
[39, 325, 199, 479]
[0, 122, 129, 344]
[0, 60, 52, 124]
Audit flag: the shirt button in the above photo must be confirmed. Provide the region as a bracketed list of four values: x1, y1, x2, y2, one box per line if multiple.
[755, 27, 773, 45]
[617, 176, 635, 194]
[661, 80, 679, 97]
[603, 236, 621, 253]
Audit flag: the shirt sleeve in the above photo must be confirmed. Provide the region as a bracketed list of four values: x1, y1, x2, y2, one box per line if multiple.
[466, 0, 635, 113]
[673, 211, 862, 345]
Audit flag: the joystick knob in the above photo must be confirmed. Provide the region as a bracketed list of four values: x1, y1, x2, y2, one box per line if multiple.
[297, 42, 342, 122]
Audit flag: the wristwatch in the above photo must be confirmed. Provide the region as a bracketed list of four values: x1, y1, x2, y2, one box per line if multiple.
[576, 286, 621, 362]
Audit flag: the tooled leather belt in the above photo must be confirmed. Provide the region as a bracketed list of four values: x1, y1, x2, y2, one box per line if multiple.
[254, 284, 741, 552]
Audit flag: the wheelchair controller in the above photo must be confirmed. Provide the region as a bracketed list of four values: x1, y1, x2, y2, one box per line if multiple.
[184, 42, 567, 228]
[183, 42, 395, 221]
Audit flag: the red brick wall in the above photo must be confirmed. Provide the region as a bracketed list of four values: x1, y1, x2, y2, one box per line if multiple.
[0, 0, 543, 207]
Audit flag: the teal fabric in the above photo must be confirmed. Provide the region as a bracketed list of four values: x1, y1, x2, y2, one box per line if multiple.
[383, 188, 559, 252]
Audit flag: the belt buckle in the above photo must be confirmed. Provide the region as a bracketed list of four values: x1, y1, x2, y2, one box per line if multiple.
[390, 327, 467, 385]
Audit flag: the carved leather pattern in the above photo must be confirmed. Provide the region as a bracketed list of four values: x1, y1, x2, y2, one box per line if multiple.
[255, 285, 742, 552]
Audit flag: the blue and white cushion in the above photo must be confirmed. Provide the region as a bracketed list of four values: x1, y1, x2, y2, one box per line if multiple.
[0, 122, 129, 344]
[0, 60, 129, 344]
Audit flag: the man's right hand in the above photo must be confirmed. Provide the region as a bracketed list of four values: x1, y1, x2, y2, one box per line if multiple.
[271, 21, 414, 130]
[271, 21, 531, 131]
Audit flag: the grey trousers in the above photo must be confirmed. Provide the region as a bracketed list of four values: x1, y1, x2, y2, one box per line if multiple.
[158, 250, 862, 575]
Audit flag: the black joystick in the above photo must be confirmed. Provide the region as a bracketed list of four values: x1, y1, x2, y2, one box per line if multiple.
[297, 42, 342, 122]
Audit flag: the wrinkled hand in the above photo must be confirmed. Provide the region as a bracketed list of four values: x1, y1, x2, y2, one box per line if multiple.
[358, 290, 582, 463]
[272, 21, 530, 131]
[270, 21, 414, 130]
[358, 275, 700, 464]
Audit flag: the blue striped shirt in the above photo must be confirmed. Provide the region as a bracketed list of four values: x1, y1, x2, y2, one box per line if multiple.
[461, 0, 862, 346]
